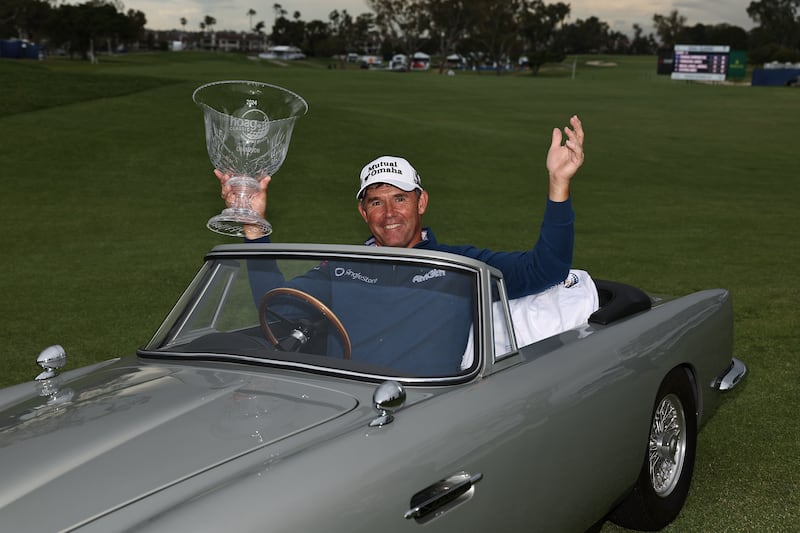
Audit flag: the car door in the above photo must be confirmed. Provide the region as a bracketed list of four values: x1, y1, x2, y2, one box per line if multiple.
[373, 276, 654, 532]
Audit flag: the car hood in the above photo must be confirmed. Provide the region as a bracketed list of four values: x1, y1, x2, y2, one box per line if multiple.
[0, 358, 359, 530]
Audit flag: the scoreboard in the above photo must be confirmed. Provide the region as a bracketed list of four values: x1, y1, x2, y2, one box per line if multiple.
[671, 45, 730, 81]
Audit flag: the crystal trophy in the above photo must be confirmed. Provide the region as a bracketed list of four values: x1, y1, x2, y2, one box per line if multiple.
[193, 80, 308, 237]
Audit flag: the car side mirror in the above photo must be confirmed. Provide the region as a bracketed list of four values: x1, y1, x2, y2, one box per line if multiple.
[35, 345, 67, 381]
[369, 380, 406, 427]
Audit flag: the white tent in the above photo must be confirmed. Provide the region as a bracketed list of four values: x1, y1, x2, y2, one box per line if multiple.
[258, 45, 305, 60]
[410, 52, 430, 70]
[390, 54, 408, 71]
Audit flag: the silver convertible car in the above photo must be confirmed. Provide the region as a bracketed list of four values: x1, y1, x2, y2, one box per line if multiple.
[0, 244, 745, 532]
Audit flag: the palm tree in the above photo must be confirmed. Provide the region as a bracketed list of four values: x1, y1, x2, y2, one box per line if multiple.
[247, 9, 256, 31]
[203, 15, 216, 33]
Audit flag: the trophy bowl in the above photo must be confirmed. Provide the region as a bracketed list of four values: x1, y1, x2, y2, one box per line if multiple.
[193, 80, 308, 237]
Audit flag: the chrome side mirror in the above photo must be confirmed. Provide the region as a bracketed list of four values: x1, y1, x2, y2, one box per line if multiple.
[35, 345, 67, 381]
[369, 380, 406, 427]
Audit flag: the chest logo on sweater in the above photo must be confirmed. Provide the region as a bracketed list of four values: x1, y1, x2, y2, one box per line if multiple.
[413, 269, 446, 283]
[334, 267, 378, 284]
[564, 272, 580, 288]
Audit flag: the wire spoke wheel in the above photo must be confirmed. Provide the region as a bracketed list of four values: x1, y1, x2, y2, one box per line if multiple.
[609, 368, 697, 531]
[648, 393, 687, 497]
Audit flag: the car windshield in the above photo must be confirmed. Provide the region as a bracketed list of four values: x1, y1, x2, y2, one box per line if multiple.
[142, 248, 481, 381]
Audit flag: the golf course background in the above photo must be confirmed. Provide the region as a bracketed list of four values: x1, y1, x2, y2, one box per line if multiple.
[1, 53, 797, 531]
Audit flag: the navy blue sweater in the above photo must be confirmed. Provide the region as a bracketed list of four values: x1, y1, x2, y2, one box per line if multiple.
[246, 198, 574, 374]
[406, 198, 574, 298]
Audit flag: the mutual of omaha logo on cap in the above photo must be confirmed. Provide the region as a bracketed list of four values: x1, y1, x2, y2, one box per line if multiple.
[357, 156, 423, 199]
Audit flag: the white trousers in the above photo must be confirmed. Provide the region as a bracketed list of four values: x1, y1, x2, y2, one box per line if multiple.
[461, 270, 599, 369]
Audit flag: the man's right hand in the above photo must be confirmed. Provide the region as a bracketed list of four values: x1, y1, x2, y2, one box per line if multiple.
[214, 169, 271, 238]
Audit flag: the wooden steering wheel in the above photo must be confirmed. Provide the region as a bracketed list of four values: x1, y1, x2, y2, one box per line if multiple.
[259, 287, 352, 359]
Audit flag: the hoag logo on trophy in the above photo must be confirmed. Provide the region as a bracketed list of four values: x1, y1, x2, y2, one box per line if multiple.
[232, 108, 270, 143]
[193, 80, 308, 237]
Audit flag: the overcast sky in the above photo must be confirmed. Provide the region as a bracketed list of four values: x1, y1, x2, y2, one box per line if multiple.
[126, 0, 755, 37]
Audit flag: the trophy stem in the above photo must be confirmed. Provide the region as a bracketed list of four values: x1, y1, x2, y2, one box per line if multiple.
[227, 176, 260, 211]
[207, 176, 272, 237]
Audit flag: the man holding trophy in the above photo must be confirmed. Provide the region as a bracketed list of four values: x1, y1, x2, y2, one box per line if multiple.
[218, 114, 586, 302]
[201, 82, 589, 368]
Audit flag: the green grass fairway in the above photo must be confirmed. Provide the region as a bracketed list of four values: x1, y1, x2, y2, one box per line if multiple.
[1, 52, 798, 531]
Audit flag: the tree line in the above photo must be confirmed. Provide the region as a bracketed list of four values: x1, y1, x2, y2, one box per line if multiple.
[2, 0, 146, 58]
[2, 0, 799, 67]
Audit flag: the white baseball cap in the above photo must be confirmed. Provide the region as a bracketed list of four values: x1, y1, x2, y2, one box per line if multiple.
[356, 156, 423, 199]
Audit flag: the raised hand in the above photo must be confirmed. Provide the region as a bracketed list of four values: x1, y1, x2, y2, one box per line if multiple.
[546, 115, 585, 202]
